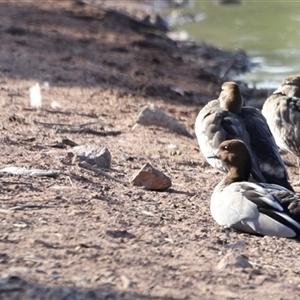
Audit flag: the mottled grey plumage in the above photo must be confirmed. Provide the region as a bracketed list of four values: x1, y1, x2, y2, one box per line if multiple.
[195, 82, 292, 191]
[195, 99, 261, 177]
[210, 140, 300, 238]
[262, 75, 300, 183]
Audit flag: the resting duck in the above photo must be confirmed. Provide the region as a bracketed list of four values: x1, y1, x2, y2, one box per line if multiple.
[195, 81, 293, 191]
[262, 75, 300, 184]
[209, 139, 300, 238]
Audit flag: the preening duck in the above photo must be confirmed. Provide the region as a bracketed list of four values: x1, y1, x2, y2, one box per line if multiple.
[195, 81, 293, 191]
[262, 75, 300, 184]
[209, 139, 300, 238]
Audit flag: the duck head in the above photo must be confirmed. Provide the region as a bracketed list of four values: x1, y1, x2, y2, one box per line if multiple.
[274, 74, 300, 97]
[219, 82, 243, 114]
[209, 139, 252, 182]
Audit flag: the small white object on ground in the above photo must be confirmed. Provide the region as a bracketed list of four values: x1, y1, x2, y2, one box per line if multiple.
[0, 166, 60, 177]
[29, 83, 42, 108]
[51, 101, 62, 109]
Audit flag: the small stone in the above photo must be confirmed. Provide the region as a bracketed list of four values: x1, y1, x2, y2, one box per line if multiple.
[131, 163, 172, 191]
[217, 252, 252, 270]
[68, 145, 111, 169]
[135, 104, 193, 138]
[120, 275, 131, 288]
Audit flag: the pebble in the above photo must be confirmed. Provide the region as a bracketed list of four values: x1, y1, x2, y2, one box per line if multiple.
[217, 252, 252, 270]
[68, 145, 111, 169]
[135, 104, 193, 138]
[131, 162, 172, 191]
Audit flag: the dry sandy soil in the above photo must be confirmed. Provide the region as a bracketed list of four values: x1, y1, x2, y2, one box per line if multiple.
[0, 1, 300, 299]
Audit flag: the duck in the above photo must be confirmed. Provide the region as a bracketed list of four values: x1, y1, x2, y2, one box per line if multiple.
[262, 75, 300, 184]
[195, 81, 293, 191]
[209, 139, 300, 238]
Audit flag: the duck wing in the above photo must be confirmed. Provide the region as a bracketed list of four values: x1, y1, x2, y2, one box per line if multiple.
[195, 100, 265, 181]
[212, 182, 300, 237]
[195, 99, 219, 125]
[262, 94, 300, 157]
[239, 107, 293, 191]
[260, 183, 300, 220]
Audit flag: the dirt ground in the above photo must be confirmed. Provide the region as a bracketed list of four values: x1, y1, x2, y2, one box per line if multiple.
[0, 1, 300, 300]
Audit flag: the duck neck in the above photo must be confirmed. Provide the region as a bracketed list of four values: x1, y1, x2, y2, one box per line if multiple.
[223, 167, 249, 185]
[225, 157, 253, 186]
[220, 94, 243, 114]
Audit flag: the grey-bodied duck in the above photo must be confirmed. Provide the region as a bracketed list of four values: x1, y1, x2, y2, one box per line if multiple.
[262, 75, 300, 184]
[209, 139, 300, 238]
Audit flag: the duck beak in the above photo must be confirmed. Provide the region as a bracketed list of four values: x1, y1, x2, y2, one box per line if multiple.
[273, 87, 282, 94]
[207, 154, 218, 159]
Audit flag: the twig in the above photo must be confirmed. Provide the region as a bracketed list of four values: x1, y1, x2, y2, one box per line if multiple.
[9, 204, 55, 211]
[44, 109, 98, 119]
[67, 176, 74, 187]
[57, 127, 121, 136]
[34, 120, 107, 128]
[50, 138, 79, 149]
[248, 259, 295, 271]
[78, 121, 109, 128]
[1, 180, 34, 186]
[34, 120, 74, 127]
[0, 209, 13, 214]
[0, 167, 61, 178]
[0, 180, 43, 192]
[34, 120, 118, 136]
[79, 161, 128, 186]
[62, 138, 78, 147]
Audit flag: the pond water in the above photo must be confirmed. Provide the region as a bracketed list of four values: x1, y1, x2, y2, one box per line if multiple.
[162, 0, 300, 89]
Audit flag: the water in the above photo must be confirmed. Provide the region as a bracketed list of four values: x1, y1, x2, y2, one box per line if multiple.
[166, 0, 300, 88]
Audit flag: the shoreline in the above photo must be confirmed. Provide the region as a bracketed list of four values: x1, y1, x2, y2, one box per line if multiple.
[96, 0, 270, 107]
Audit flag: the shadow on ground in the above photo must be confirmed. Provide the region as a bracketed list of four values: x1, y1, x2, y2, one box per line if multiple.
[0, 275, 181, 300]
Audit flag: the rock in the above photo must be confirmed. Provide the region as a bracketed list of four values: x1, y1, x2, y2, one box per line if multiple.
[131, 163, 172, 191]
[135, 104, 193, 138]
[120, 275, 131, 289]
[69, 145, 111, 169]
[217, 252, 252, 270]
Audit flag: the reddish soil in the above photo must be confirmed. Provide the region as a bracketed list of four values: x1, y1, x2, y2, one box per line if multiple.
[0, 1, 300, 299]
